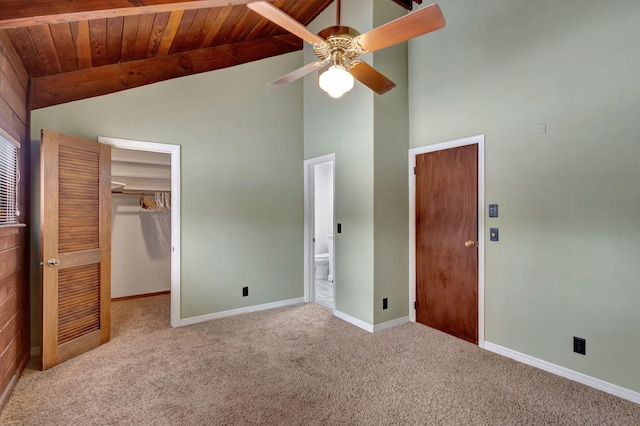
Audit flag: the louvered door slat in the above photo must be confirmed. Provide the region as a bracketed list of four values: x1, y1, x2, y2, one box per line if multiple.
[58, 263, 101, 344]
[58, 145, 100, 253]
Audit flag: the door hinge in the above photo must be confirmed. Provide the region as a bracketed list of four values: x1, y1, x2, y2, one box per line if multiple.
[414, 301, 417, 310]
[413, 167, 416, 175]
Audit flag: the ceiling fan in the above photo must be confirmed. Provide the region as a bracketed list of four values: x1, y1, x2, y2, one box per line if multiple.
[247, 0, 446, 98]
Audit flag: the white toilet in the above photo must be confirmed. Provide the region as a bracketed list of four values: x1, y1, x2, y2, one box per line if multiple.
[314, 253, 330, 280]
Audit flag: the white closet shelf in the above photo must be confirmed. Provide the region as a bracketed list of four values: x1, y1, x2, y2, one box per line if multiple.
[111, 158, 171, 166]
[111, 149, 171, 166]
[110, 176, 169, 191]
[111, 181, 126, 191]
[112, 171, 170, 179]
[112, 187, 170, 194]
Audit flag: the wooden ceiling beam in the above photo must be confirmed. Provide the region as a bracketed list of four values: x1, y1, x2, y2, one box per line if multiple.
[31, 33, 302, 109]
[0, 0, 256, 29]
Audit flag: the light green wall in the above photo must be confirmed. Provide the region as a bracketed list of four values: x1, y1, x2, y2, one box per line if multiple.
[409, 0, 640, 392]
[372, 0, 409, 323]
[304, 0, 409, 325]
[304, 0, 375, 324]
[31, 53, 305, 330]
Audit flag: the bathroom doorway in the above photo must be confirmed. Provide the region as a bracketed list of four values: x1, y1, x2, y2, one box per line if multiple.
[304, 154, 335, 310]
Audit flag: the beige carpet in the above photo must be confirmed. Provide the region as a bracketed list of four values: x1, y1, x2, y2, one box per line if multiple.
[1, 295, 638, 425]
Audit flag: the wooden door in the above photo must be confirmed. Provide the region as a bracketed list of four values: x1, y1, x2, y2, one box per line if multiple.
[41, 130, 111, 370]
[415, 144, 478, 344]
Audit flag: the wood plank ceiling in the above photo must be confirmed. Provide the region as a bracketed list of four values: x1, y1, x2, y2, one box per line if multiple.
[0, 0, 418, 110]
[0, 0, 333, 109]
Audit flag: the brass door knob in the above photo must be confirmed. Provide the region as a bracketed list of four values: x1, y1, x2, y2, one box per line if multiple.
[464, 240, 477, 248]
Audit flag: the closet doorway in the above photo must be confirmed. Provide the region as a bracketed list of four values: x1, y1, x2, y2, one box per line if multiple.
[304, 154, 335, 310]
[99, 137, 181, 327]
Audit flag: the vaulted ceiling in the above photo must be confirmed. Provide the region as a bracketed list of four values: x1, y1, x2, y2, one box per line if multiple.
[0, 0, 418, 110]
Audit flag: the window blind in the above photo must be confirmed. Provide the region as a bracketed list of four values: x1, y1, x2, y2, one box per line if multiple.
[0, 134, 19, 224]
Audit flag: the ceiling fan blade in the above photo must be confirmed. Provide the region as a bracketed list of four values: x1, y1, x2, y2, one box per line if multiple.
[268, 62, 327, 87]
[356, 4, 445, 52]
[349, 62, 396, 95]
[247, 1, 327, 46]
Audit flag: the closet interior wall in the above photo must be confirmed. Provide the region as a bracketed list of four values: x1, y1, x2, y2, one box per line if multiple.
[111, 148, 171, 299]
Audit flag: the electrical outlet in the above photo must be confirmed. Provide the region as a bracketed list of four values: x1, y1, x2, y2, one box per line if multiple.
[242, 286, 248, 297]
[573, 336, 586, 355]
[382, 298, 388, 310]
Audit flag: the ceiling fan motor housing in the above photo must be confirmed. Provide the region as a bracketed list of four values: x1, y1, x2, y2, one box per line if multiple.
[313, 26, 366, 70]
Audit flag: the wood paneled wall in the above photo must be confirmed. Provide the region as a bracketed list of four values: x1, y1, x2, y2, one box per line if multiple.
[0, 30, 30, 412]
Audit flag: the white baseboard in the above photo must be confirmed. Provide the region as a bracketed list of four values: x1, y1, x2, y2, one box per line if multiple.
[374, 316, 410, 332]
[334, 310, 374, 332]
[179, 297, 305, 327]
[484, 341, 640, 405]
[333, 311, 409, 333]
[31, 347, 41, 357]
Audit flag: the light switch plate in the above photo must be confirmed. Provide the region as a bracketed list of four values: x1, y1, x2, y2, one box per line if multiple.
[490, 228, 499, 241]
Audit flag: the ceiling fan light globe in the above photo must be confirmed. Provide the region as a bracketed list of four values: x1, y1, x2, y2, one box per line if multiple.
[319, 65, 354, 98]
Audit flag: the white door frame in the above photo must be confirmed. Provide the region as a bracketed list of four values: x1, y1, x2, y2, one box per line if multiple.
[408, 135, 485, 347]
[98, 136, 181, 328]
[303, 153, 335, 309]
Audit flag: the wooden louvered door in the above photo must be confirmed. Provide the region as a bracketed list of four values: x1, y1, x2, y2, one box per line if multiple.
[41, 130, 111, 370]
